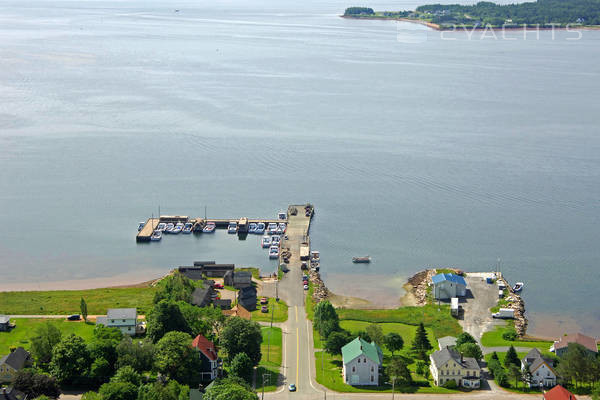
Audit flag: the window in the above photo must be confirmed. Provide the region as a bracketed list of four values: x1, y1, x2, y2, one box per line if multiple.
[111, 319, 115, 323]
[128, 327, 132, 331]
[358, 358, 360, 363]
[352, 366, 355, 373]
[364, 358, 366, 363]
[123, 319, 126, 322]
[371, 366, 374, 372]
[371, 375, 374, 382]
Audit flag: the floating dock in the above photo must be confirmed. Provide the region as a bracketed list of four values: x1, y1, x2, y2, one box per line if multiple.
[136, 218, 159, 242]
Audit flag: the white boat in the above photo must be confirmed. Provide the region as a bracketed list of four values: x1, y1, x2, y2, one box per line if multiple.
[248, 223, 257, 233]
[228, 221, 238, 234]
[157, 222, 167, 232]
[255, 223, 265, 234]
[262, 236, 272, 248]
[203, 222, 216, 233]
[271, 235, 281, 246]
[164, 223, 175, 233]
[267, 223, 278, 234]
[172, 222, 183, 234]
[138, 222, 145, 231]
[311, 250, 320, 262]
[513, 282, 524, 292]
[150, 230, 162, 241]
[183, 222, 193, 234]
[278, 222, 286, 233]
[269, 245, 279, 259]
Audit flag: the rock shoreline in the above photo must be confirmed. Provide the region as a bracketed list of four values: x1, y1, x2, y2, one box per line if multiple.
[497, 275, 528, 336]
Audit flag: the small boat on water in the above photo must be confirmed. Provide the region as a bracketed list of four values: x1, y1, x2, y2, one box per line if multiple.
[271, 235, 281, 246]
[278, 212, 287, 220]
[151, 230, 162, 241]
[248, 223, 257, 233]
[182, 222, 193, 234]
[269, 245, 279, 259]
[277, 223, 286, 234]
[352, 256, 371, 264]
[512, 282, 524, 292]
[261, 236, 272, 248]
[255, 223, 265, 234]
[228, 221, 238, 234]
[203, 222, 216, 233]
[157, 222, 167, 232]
[172, 222, 183, 234]
[138, 222, 145, 231]
[267, 223, 278, 235]
[311, 250, 320, 262]
[164, 223, 175, 233]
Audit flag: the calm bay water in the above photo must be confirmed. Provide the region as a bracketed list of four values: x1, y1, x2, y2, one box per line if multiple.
[1, 0, 599, 337]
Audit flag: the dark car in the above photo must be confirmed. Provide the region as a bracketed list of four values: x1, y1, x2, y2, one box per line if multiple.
[67, 314, 81, 321]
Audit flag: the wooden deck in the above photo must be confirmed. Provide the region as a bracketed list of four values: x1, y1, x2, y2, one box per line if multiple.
[136, 218, 159, 242]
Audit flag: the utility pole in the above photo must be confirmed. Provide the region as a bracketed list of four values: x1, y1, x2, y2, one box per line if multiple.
[392, 376, 396, 400]
[267, 301, 274, 362]
[261, 373, 269, 400]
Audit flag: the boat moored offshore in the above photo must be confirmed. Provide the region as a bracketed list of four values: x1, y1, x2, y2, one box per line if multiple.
[352, 256, 371, 263]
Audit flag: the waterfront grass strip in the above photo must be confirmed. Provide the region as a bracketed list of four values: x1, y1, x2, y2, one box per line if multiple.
[251, 298, 288, 323]
[0, 286, 156, 315]
[481, 324, 553, 348]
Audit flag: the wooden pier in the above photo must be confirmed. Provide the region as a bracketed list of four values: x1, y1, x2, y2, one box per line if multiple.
[136, 218, 159, 242]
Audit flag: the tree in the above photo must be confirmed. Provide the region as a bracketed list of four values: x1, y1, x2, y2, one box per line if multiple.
[502, 329, 518, 341]
[81, 393, 102, 400]
[178, 301, 224, 341]
[50, 334, 91, 385]
[137, 381, 190, 400]
[325, 331, 351, 355]
[411, 323, 432, 353]
[154, 331, 201, 385]
[203, 377, 258, 400]
[504, 345, 520, 368]
[230, 352, 254, 384]
[89, 357, 112, 384]
[491, 351, 499, 361]
[521, 363, 532, 388]
[30, 323, 62, 367]
[153, 272, 197, 304]
[220, 317, 262, 365]
[111, 365, 141, 386]
[80, 297, 88, 322]
[387, 357, 412, 387]
[313, 301, 340, 339]
[384, 333, 404, 357]
[556, 343, 595, 388]
[146, 300, 192, 342]
[98, 381, 138, 400]
[455, 332, 476, 347]
[458, 342, 483, 360]
[116, 337, 155, 372]
[13, 370, 61, 399]
[365, 324, 384, 347]
[356, 330, 371, 343]
[415, 360, 426, 375]
[508, 364, 522, 388]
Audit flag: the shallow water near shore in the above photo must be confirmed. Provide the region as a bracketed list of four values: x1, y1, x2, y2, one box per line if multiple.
[1, 0, 599, 338]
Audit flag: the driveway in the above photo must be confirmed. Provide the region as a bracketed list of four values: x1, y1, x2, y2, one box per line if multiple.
[459, 274, 502, 343]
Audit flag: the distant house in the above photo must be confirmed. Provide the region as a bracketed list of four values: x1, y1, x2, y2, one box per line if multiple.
[543, 385, 577, 400]
[223, 305, 251, 320]
[192, 287, 214, 308]
[0, 387, 26, 400]
[550, 333, 598, 357]
[0, 348, 32, 382]
[213, 299, 232, 310]
[96, 308, 138, 335]
[192, 334, 219, 381]
[224, 270, 253, 289]
[437, 336, 457, 350]
[341, 337, 383, 386]
[521, 348, 556, 388]
[429, 347, 480, 388]
[238, 286, 257, 311]
[431, 273, 467, 300]
[0, 316, 10, 332]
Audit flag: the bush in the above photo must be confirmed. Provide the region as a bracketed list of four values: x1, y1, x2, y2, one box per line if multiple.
[502, 329, 518, 341]
[443, 379, 458, 389]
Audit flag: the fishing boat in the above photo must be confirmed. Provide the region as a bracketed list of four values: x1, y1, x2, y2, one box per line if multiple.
[203, 222, 216, 233]
[157, 222, 167, 232]
[164, 223, 175, 233]
[261, 236, 272, 248]
[248, 223, 257, 233]
[271, 235, 281, 246]
[172, 222, 183, 234]
[352, 256, 371, 264]
[269, 245, 279, 259]
[267, 223, 278, 234]
[255, 223, 265, 234]
[182, 222, 193, 234]
[138, 222, 145, 231]
[512, 282, 524, 292]
[311, 250, 320, 262]
[151, 230, 162, 241]
[227, 221, 238, 234]
[277, 223, 286, 234]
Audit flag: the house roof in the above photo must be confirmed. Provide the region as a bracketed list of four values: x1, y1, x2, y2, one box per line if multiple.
[341, 337, 382, 365]
[431, 273, 466, 286]
[522, 348, 555, 374]
[107, 308, 137, 320]
[0, 316, 9, 324]
[192, 287, 212, 306]
[96, 316, 108, 326]
[239, 286, 257, 298]
[437, 336, 457, 350]
[543, 385, 577, 400]
[192, 334, 218, 361]
[553, 333, 597, 353]
[0, 347, 30, 370]
[430, 347, 479, 370]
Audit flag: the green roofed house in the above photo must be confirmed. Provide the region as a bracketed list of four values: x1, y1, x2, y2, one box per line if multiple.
[341, 337, 383, 386]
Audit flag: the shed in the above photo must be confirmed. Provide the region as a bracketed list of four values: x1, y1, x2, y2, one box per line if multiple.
[431, 273, 467, 300]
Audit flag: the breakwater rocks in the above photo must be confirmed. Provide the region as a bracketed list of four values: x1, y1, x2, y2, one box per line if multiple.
[498, 276, 528, 336]
[406, 269, 435, 306]
[309, 270, 329, 303]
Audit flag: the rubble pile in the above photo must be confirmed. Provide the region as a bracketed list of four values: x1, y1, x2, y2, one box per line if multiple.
[309, 269, 329, 303]
[407, 269, 436, 306]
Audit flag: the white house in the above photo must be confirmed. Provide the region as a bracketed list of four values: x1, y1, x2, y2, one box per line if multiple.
[521, 348, 557, 388]
[430, 347, 480, 388]
[96, 308, 137, 335]
[341, 337, 383, 386]
[431, 273, 467, 300]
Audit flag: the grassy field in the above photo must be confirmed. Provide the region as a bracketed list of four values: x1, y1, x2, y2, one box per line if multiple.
[0, 286, 156, 315]
[259, 327, 282, 392]
[251, 298, 288, 323]
[337, 304, 462, 338]
[481, 324, 553, 349]
[314, 351, 458, 394]
[0, 318, 96, 354]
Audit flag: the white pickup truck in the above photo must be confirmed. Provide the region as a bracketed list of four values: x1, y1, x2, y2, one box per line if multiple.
[492, 308, 515, 319]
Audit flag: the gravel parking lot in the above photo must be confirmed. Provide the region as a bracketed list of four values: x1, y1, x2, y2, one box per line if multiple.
[459, 273, 504, 342]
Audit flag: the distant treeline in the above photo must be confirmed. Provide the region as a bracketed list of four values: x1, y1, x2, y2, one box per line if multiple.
[344, 7, 374, 16]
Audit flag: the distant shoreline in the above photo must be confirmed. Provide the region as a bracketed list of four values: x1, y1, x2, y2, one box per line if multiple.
[340, 15, 600, 31]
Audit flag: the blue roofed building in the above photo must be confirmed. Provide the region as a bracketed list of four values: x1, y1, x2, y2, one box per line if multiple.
[431, 273, 467, 300]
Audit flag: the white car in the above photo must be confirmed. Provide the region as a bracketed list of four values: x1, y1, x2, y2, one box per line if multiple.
[303, 284, 309, 290]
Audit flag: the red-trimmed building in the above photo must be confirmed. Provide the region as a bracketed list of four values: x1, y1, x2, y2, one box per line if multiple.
[543, 385, 577, 400]
[192, 334, 219, 381]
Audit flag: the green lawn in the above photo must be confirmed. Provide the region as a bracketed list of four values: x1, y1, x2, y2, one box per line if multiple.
[0, 287, 156, 315]
[484, 351, 550, 394]
[259, 327, 282, 392]
[314, 351, 458, 394]
[251, 298, 288, 323]
[481, 324, 552, 349]
[305, 282, 314, 321]
[0, 318, 96, 354]
[337, 304, 462, 338]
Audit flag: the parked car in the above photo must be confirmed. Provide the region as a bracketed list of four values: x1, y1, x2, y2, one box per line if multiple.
[303, 280, 308, 285]
[261, 305, 269, 313]
[288, 384, 296, 392]
[302, 275, 308, 280]
[260, 297, 269, 304]
[214, 283, 224, 289]
[67, 314, 81, 321]
[303, 284, 309, 290]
